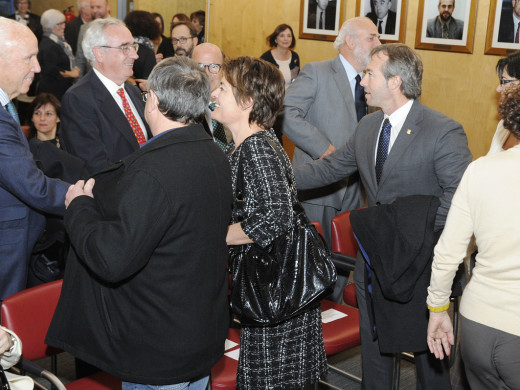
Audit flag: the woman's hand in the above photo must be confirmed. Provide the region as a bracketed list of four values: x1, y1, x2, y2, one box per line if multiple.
[427, 310, 454, 360]
[226, 223, 253, 245]
[60, 67, 80, 79]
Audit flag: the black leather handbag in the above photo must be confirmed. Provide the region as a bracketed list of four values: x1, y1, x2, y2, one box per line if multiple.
[229, 136, 337, 326]
[0, 366, 11, 390]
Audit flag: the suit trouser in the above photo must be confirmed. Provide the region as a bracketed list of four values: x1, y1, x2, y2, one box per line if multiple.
[461, 315, 520, 390]
[354, 256, 451, 390]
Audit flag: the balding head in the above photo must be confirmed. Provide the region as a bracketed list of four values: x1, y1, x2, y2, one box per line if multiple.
[0, 17, 40, 99]
[191, 43, 224, 91]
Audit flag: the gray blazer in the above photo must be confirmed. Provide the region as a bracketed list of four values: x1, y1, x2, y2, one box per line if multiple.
[283, 55, 360, 211]
[294, 100, 472, 230]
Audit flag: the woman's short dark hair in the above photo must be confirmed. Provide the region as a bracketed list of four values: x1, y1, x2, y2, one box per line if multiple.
[152, 12, 164, 34]
[124, 10, 161, 40]
[190, 10, 205, 25]
[499, 84, 520, 140]
[28, 93, 61, 139]
[266, 24, 296, 49]
[222, 56, 285, 129]
[496, 51, 520, 79]
[170, 13, 189, 32]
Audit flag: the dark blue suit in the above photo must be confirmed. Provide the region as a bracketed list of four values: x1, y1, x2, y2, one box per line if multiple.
[0, 106, 68, 300]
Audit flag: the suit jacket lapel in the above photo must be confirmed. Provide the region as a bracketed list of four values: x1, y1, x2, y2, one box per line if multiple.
[90, 72, 140, 148]
[331, 56, 357, 122]
[378, 100, 422, 188]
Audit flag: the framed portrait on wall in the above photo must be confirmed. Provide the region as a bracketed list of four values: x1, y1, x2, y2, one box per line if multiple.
[356, 0, 407, 43]
[299, 0, 346, 41]
[414, 0, 477, 53]
[485, 0, 520, 55]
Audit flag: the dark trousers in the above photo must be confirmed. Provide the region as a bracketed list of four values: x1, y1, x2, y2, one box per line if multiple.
[354, 256, 451, 389]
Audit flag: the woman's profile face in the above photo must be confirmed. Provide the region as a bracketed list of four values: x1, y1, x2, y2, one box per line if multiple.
[497, 67, 519, 94]
[32, 103, 59, 138]
[210, 77, 244, 126]
[276, 28, 293, 49]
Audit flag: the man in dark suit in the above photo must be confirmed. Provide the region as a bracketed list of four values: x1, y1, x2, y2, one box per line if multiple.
[0, 17, 68, 300]
[61, 18, 151, 175]
[46, 56, 232, 390]
[65, 0, 92, 54]
[294, 43, 472, 389]
[284, 17, 380, 301]
[307, 0, 337, 30]
[366, 0, 396, 35]
[498, 0, 520, 43]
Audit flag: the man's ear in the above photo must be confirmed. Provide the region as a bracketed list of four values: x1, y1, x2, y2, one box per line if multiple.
[92, 46, 103, 63]
[388, 75, 402, 91]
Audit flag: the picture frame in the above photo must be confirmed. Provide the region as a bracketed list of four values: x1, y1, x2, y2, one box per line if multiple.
[414, 0, 477, 53]
[299, 0, 346, 41]
[485, 0, 520, 55]
[355, 0, 407, 43]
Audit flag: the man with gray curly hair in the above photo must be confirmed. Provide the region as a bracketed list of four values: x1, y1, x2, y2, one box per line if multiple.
[60, 17, 151, 175]
[46, 56, 232, 390]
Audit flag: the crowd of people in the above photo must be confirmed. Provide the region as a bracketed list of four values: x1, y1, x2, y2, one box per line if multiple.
[0, 1, 519, 390]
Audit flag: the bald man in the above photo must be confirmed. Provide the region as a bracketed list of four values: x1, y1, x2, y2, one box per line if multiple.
[0, 17, 68, 299]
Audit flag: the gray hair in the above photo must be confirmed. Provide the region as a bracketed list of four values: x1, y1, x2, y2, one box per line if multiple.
[333, 17, 373, 51]
[41, 9, 65, 34]
[371, 44, 422, 99]
[82, 17, 126, 63]
[147, 56, 210, 125]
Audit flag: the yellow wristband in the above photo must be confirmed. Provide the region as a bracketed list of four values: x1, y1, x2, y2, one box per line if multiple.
[428, 303, 450, 312]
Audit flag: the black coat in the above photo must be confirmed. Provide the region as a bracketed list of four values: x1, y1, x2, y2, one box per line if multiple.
[498, 8, 515, 43]
[37, 36, 74, 100]
[350, 195, 441, 353]
[65, 16, 84, 54]
[366, 10, 396, 35]
[46, 124, 233, 384]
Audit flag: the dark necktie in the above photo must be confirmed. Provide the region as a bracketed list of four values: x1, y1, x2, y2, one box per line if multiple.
[354, 75, 366, 122]
[212, 118, 228, 150]
[377, 20, 383, 34]
[319, 10, 324, 29]
[442, 23, 449, 39]
[5, 101, 20, 125]
[117, 88, 146, 145]
[516, 22, 520, 43]
[375, 118, 391, 184]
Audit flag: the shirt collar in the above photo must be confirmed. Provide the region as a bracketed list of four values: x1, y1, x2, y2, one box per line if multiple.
[0, 89, 10, 107]
[339, 54, 363, 84]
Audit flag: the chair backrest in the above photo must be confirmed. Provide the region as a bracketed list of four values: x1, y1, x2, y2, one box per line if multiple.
[331, 210, 359, 257]
[1, 280, 63, 360]
[310, 221, 324, 236]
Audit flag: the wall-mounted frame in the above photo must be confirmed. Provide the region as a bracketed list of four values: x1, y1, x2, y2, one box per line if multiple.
[299, 0, 346, 41]
[414, 0, 477, 53]
[485, 0, 520, 55]
[356, 0, 407, 43]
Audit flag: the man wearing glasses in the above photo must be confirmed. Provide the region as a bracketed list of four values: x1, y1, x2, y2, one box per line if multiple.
[60, 18, 151, 175]
[171, 21, 198, 57]
[192, 42, 229, 150]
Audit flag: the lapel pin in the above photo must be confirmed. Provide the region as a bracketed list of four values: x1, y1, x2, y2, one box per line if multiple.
[406, 129, 413, 135]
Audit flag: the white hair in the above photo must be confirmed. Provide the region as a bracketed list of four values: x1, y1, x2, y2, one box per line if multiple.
[41, 9, 65, 34]
[333, 17, 373, 51]
[82, 17, 126, 63]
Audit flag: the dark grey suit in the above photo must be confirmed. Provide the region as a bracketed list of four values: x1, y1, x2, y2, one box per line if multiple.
[294, 100, 472, 389]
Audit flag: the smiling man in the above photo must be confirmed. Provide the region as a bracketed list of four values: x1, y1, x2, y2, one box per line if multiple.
[293, 43, 471, 389]
[60, 18, 151, 174]
[0, 17, 68, 300]
[426, 0, 464, 39]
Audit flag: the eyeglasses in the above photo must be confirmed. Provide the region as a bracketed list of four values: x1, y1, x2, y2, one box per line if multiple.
[142, 90, 151, 103]
[99, 43, 139, 55]
[172, 36, 193, 45]
[499, 78, 518, 85]
[198, 63, 222, 74]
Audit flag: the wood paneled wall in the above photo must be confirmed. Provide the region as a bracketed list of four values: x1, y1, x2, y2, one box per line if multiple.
[31, 0, 502, 159]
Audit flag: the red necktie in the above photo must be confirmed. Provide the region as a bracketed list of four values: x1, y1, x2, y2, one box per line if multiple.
[117, 88, 146, 145]
[516, 22, 520, 43]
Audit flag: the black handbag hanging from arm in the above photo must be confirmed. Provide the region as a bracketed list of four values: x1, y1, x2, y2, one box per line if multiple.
[229, 135, 337, 327]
